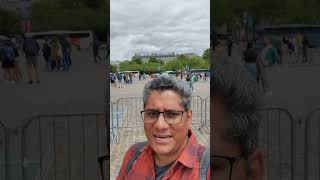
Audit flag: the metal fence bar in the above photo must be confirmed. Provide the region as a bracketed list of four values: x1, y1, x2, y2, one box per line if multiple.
[0, 120, 8, 180]
[304, 107, 320, 180]
[19, 113, 105, 180]
[259, 107, 295, 180]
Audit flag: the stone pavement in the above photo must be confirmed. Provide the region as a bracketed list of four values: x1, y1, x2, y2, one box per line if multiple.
[110, 79, 210, 179]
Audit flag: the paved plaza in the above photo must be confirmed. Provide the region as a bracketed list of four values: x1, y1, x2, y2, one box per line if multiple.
[110, 78, 210, 179]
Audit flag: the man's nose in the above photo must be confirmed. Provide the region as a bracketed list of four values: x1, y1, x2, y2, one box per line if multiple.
[154, 113, 169, 129]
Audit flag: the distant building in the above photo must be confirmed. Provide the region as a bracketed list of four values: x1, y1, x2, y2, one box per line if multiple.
[110, 61, 121, 65]
[133, 52, 176, 64]
[180, 53, 196, 58]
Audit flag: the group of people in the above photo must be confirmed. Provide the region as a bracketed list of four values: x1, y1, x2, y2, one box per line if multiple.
[213, 31, 312, 96]
[110, 72, 137, 88]
[41, 36, 72, 71]
[0, 35, 40, 84]
[0, 34, 75, 85]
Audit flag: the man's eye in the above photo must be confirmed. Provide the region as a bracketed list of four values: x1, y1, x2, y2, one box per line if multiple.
[165, 111, 179, 117]
[146, 111, 158, 117]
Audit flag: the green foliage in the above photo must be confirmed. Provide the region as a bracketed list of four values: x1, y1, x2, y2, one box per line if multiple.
[110, 64, 116, 73]
[118, 49, 209, 73]
[212, 0, 320, 25]
[149, 57, 162, 64]
[202, 48, 210, 60]
[131, 57, 142, 64]
[0, 8, 22, 34]
[31, 0, 108, 32]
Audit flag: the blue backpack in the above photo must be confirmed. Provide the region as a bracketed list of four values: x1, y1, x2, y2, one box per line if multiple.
[0, 46, 15, 63]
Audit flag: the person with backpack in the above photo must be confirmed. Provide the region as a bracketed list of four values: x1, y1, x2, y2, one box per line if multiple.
[49, 37, 63, 71]
[0, 44, 16, 83]
[117, 76, 210, 180]
[259, 37, 277, 96]
[23, 36, 40, 84]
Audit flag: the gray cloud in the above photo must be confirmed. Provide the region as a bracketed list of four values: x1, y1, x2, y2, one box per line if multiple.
[111, 0, 210, 61]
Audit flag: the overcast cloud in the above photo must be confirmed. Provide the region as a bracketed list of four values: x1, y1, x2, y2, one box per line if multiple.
[111, 0, 210, 61]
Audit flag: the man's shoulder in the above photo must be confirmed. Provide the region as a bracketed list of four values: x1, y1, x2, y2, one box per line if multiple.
[124, 141, 149, 157]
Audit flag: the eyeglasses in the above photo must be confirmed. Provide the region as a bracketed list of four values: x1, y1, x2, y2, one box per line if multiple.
[98, 155, 109, 180]
[212, 154, 244, 180]
[141, 110, 185, 124]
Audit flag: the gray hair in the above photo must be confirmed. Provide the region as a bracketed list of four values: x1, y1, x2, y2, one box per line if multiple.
[212, 63, 262, 157]
[143, 76, 192, 110]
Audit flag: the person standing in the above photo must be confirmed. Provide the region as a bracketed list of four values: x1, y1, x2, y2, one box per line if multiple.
[243, 42, 258, 81]
[59, 35, 71, 71]
[23, 36, 40, 84]
[42, 37, 51, 71]
[117, 72, 123, 88]
[0, 43, 16, 83]
[302, 33, 309, 63]
[49, 37, 63, 71]
[259, 37, 278, 95]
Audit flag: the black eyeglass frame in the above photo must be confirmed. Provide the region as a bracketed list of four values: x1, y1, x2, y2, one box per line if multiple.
[140, 110, 186, 124]
[212, 154, 245, 180]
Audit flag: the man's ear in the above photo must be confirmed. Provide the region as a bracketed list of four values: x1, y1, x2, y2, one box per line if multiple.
[247, 149, 264, 180]
[186, 109, 192, 126]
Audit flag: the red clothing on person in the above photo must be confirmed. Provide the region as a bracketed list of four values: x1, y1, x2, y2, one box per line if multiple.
[116, 129, 210, 180]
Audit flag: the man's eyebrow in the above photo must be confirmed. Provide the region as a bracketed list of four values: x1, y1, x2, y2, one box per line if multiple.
[144, 108, 158, 111]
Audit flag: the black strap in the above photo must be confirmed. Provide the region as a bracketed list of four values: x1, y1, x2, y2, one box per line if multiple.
[125, 141, 148, 174]
[199, 147, 210, 180]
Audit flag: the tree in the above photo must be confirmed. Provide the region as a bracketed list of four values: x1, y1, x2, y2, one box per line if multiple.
[31, 0, 108, 32]
[149, 57, 160, 63]
[110, 64, 116, 72]
[202, 48, 210, 60]
[131, 57, 142, 64]
[0, 8, 22, 34]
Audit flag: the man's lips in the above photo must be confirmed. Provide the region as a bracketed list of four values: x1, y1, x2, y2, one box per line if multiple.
[153, 134, 172, 138]
[153, 134, 173, 143]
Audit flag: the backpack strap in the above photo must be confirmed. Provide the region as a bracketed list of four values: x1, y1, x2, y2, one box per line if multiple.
[199, 147, 210, 180]
[125, 141, 148, 174]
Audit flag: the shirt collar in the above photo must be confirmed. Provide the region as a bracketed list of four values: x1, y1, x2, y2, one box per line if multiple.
[176, 129, 200, 168]
[142, 129, 201, 169]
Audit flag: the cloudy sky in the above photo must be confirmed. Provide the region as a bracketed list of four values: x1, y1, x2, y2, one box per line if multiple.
[111, 0, 210, 61]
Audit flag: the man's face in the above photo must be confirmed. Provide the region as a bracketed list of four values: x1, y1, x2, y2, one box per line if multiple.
[212, 98, 264, 180]
[144, 90, 192, 157]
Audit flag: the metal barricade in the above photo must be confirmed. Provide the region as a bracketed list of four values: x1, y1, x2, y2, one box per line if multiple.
[199, 96, 210, 134]
[304, 108, 320, 180]
[20, 113, 106, 180]
[259, 107, 295, 180]
[112, 96, 206, 141]
[0, 121, 8, 180]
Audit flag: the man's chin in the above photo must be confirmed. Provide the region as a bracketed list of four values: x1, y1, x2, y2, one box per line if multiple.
[151, 143, 174, 155]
